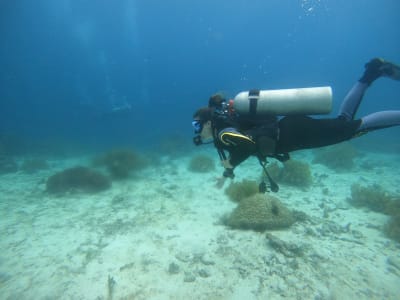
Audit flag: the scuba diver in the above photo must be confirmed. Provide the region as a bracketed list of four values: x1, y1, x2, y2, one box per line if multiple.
[192, 58, 400, 192]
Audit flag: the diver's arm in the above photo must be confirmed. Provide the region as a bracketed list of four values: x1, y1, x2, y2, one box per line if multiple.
[213, 129, 255, 188]
[218, 128, 256, 175]
[214, 159, 234, 188]
[214, 159, 234, 189]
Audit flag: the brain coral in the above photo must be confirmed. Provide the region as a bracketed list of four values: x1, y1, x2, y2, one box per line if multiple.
[93, 148, 149, 179]
[46, 166, 111, 194]
[264, 160, 312, 188]
[224, 179, 259, 203]
[313, 142, 358, 170]
[224, 194, 295, 231]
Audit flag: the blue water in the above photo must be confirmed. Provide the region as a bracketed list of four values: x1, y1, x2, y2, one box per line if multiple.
[0, 0, 399, 152]
[1, 2, 400, 299]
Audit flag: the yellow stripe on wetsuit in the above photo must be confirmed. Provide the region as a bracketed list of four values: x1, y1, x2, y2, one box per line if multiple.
[220, 129, 255, 146]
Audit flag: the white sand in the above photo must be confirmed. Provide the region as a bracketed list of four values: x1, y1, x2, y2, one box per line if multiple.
[1, 148, 400, 300]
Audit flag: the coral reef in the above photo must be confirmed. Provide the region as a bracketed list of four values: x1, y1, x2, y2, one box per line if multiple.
[93, 148, 149, 179]
[20, 158, 49, 173]
[223, 194, 296, 231]
[348, 183, 392, 213]
[280, 160, 313, 187]
[347, 183, 400, 243]
[313, 142, 358, 170]
[46, 166, 111, 194]
[264, 160, 312, 188]
[265, 162, 281, 179]
[188, 154, 215, 173]
[224, 179, 259, 203]
[384, 213, 400, 243]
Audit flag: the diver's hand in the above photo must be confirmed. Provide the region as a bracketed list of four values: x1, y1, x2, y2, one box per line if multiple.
[215, 167, 235, 188]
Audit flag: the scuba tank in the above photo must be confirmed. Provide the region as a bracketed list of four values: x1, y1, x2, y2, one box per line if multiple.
[232, 86, 332, 116]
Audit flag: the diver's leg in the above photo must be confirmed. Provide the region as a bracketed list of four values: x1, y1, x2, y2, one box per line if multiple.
[276, 116, 360, 153]
[357, 111, 400, 133]
[338, 82, 368, 121]
[338, 58, 400, 121]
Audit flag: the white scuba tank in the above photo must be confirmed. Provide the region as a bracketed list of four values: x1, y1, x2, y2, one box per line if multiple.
[233, 86, 332, 115]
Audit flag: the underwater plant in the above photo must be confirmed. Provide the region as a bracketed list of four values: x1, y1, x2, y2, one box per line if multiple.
[313, 142, 358, 170]
[347, 184, 400, 243]
[279, 160, 313, 187]
[348, 183, 393, 213]
[46, 166, 111, 194]
[93, 148, 149, 179]
[384, 213, 400, 242]
[263, 160, 312, 188]
[224, 179, 259, 203]
[265, 162, 281, 179]
[188, 154, 215, 173]
[223, 193, 295, 231]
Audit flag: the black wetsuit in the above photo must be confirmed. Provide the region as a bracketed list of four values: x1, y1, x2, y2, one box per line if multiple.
[276, 116, 362, 153]
[215, 116, 362, 168]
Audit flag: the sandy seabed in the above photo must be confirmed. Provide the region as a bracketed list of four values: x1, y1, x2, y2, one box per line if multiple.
[1, 148, 400, 300]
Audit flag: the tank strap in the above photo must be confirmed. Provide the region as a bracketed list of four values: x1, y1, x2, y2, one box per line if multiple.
[248, 89, 260, 115]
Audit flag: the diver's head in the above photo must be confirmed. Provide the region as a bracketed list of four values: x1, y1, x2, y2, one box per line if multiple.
[192, 107, 214, 145]
[208, 93, 226, 109]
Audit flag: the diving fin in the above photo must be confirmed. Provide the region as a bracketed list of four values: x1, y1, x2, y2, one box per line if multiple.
[381, 60, 400, 81]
